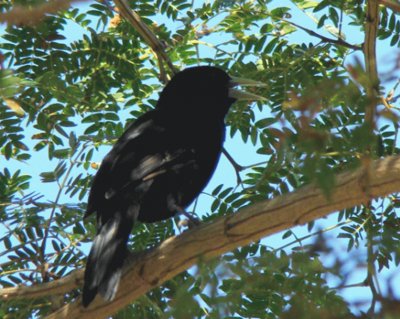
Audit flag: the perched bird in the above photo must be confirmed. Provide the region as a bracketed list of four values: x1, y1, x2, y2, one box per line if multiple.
[82, 66, 265, 307]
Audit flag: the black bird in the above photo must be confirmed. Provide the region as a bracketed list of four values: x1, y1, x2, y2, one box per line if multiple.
[82, 66, 265, 307]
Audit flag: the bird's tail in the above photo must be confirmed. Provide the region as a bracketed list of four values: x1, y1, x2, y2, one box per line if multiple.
[82, 208, 135, 307]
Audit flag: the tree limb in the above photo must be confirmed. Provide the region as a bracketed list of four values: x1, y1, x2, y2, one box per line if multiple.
[361, 0, 380, 181]
[364, 0, 380, 97]
[0, 0, 85, 25]
[0, 269, 84, 300]
[113, 0, 177, 78]
[282, 19, 362, 51]
[222, 147, 244, 184]
[380, 0, 400, 13]
[6, 154, 394, 318]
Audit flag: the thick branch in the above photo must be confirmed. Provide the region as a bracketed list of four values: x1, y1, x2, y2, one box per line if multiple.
[361, 0, 380, 178]
[0, 269, 84, 300]
[29, 154, 400, 318]
[364, 0, 380, 98]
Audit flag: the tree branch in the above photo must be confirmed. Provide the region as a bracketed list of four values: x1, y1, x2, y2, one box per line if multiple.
[222, 147, 244, 185]
[0, 0, 86, 25]
[113, 0, 177, 79]
[380, 0, 400, 13]
[0, 154, 393, 318]
[40, 146, 87, 281]
[282, 19, 362, 51]
[0, 269, 84, 300]
[364, 0, 380, 99]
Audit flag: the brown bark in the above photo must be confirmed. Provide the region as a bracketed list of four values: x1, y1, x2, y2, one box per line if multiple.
[37, 155, 400, 318]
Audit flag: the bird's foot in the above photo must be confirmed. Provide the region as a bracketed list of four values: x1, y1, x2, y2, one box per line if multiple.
[174, 205, 201, 229]
[181, 211, 201, 227]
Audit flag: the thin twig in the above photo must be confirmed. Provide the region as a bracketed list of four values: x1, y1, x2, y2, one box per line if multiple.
[273, 220, 353, 252]
[40, 145, 88, 280]
[0, 238, 47, 259]
[113, 0, 177, 79]
[241, 160, 268, 170]
[366, 209, 380, 315]
[281, 19, 362, 51]
[385, 78, 400, 105]
[329, 281, 368, 290]
[338, 3, 344, 38]
[1, 268, 40, 276]
[222, 147, 244, 185]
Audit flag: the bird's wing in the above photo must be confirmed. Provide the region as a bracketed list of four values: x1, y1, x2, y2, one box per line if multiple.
[85, 111, 189, 217]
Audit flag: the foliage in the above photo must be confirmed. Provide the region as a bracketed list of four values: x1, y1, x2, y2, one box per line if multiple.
[0, 0, 400, 318]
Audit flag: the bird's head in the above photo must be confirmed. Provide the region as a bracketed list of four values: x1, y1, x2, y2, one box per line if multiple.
[157, 66, 265, 119]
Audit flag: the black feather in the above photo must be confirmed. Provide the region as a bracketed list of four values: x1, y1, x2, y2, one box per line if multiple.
[82, 66, 238, 306]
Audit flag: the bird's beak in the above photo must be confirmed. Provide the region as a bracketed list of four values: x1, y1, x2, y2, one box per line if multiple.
[228, 76, 266, 101]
